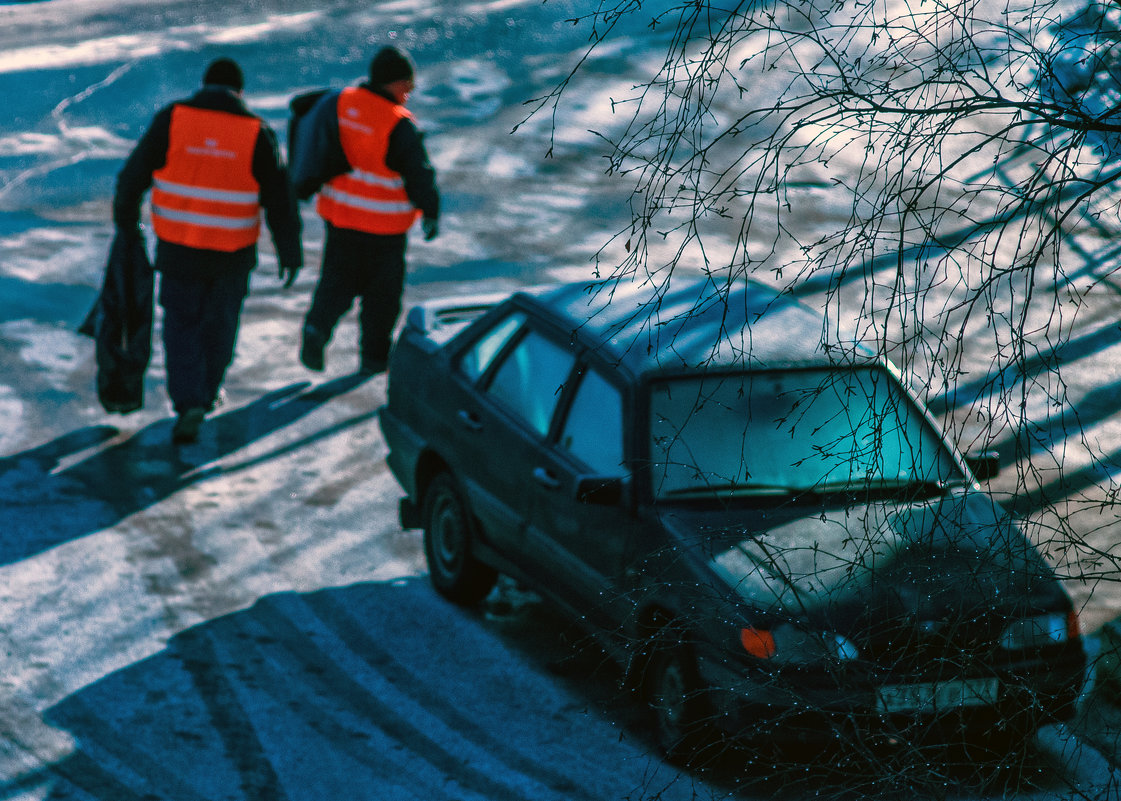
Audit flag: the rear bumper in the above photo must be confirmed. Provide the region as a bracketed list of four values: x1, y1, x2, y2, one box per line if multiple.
[399, 497, 422, 530]
[378, 404, 424, 529]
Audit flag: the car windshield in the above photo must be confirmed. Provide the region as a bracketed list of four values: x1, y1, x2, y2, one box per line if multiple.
[648, 366, 964, 499]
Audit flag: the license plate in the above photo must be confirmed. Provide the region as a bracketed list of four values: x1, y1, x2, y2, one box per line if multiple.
[875, 678, 999, 714]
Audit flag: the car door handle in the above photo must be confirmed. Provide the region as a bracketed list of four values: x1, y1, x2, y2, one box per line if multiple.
[457, 409, 482, 431]
[533, 467, 561, 490]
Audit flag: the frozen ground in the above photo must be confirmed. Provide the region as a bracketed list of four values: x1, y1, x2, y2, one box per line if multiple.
[2, 0, 1121, 799]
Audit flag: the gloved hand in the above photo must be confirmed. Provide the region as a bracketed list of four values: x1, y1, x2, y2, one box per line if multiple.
[422, 217, 439, 241]
[279, 263, 300, 289]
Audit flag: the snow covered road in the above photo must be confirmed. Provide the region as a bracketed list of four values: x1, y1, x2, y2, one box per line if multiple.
[0, 341, 1116, 800]
[4, 0, 1121, 798]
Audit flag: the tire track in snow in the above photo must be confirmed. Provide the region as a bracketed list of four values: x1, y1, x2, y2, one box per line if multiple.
[241, 591, 569, 801]
[174, 628, 290, 801]
[45, 690, 237, 801]
[44, 589, 482, 801]
[269, 588, 601, 801]
[43, 751, 151, 801]
[196, 611, 454, 801]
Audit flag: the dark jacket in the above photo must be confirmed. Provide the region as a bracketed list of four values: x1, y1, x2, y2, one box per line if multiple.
[290, 84, 439, 223]
[113, 85, 303, 280]
[78, 230, 154, 414]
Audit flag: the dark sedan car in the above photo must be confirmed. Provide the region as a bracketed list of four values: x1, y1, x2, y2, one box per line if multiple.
[378, 278, 1085, 759]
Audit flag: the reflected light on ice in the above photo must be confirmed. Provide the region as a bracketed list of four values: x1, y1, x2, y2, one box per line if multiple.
[204, 12, 323, 45]
[0, 34, 182, 73]
[0, 132, 59, 157]
[0, 12, 324, 74]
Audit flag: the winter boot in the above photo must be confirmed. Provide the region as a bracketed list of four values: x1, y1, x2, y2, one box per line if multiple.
[300, 326, 326, 372]
[171, 407, 206, 444]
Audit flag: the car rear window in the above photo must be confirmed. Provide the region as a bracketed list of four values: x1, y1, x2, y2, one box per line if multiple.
[458, 312, 526, 382]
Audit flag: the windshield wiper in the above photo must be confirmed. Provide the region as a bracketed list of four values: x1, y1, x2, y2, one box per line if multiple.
[864, 479, 960, 498]
[662, 478, 961, 501]
[662, 483, 802, 499]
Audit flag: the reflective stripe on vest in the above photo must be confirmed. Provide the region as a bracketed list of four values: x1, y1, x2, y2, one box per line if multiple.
[151, 105, 262, 251]
[316, 87, 420, 235]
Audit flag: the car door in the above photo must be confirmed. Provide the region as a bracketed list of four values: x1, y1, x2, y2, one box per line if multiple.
[521, 361, 636, 628]
[438, 310, 525, 550]
[449, 318, 578, 564]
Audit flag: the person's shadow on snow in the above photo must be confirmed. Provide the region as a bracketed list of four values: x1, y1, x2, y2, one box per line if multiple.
[0, 374, 373, 567]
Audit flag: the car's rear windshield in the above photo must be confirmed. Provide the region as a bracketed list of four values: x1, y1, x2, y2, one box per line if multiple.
[648, 366, 964, 499]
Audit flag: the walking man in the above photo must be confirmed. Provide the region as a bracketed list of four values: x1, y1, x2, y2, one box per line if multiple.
[291, 45, 440, 376]
[113, 57, 303, 444]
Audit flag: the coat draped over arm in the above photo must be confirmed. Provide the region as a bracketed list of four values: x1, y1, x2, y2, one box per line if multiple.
[79, 230, 154, 414]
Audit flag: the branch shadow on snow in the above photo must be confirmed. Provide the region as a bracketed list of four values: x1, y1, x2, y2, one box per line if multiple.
[13, 578, 1104, 801]
[931, 366, 1121, 519]
[0, 373, 371, 568]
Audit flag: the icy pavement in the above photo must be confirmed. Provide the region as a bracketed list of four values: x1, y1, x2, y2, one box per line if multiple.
[2, 0, 1121, 799]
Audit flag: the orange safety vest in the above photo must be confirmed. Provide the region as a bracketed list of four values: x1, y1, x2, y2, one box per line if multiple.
[150, 105, 262, 252]
[316, 87, 420, 235]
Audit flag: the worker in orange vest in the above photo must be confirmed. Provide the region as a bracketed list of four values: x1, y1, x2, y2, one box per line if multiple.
[290, 46, 440, 376]
[113, 57, 303, 444]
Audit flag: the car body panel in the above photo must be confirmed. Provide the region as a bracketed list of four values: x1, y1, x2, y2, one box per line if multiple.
[522, 444, 638, 629]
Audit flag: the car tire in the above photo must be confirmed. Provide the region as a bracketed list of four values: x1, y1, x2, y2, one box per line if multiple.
[646, 638, 714, 764]
[422, 472, 497, 605]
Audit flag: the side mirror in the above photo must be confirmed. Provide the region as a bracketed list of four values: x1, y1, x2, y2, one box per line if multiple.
[576, 475, 626, 506]
[965, 450, 1000, 482]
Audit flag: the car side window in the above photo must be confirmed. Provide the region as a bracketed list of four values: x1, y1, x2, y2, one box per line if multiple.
[459, 312, 526, 382]
[487, 329, 576, 437]
[559, 367, 624, 475]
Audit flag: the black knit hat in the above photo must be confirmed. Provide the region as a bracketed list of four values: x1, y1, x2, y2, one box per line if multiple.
[368, 46, 414, 86]
[203, 57, 244, 92]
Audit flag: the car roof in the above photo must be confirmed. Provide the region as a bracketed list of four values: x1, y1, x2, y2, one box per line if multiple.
[516, 277, 871, 378]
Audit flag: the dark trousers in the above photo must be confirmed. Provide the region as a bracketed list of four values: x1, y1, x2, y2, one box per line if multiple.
[158, 268, 251, 413]
[303, 224, 407, 364]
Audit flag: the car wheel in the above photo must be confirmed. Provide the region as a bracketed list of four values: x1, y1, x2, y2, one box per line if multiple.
[646, 639, 713, 764]
[422, 472, 497, 605]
